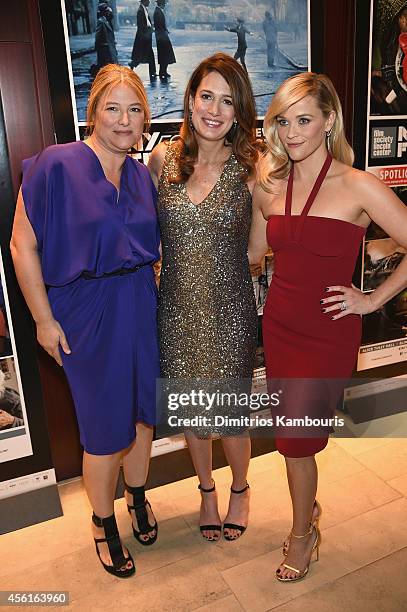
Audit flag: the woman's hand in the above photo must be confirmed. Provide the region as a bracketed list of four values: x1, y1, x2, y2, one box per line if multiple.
[321, 284, 377, 320]
[36, 319, 71, 366]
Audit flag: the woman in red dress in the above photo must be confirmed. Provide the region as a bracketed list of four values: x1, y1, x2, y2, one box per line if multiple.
[249, 72, 407, 582]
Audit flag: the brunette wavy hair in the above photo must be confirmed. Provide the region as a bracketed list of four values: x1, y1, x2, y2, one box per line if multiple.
[259, 72, 354, 192]
[170, 53, 259, 183]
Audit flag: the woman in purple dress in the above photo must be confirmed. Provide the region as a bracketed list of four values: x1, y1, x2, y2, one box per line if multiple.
[11, 65, 159, 578]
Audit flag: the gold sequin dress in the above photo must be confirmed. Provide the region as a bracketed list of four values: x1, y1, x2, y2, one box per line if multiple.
[157, 144, 257, 433]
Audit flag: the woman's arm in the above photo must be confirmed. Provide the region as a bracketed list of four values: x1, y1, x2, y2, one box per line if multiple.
[248, 183, 270, 265]
[323, 172, 407, 318]
[147, 141, 167, 188]
[10, 189, 71, 365]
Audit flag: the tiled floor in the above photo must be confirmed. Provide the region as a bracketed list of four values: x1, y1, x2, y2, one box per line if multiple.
[1, 437, 407, 611]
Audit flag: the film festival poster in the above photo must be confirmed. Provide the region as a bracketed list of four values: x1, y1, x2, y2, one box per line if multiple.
[0, 248, 33, 468]
[358, 0, 407, 370]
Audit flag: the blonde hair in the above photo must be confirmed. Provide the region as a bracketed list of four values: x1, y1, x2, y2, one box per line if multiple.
[86, 64, 150, 134]
[259, 72, 354, 192]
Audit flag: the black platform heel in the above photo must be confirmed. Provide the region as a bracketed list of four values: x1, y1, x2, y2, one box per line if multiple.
[198, 481, 222, 541]
[92, 512, 135, 578]
[223, 483, 250, 541]
[125, 484, 158, 546]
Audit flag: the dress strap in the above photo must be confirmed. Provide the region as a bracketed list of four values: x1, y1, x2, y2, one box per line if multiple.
[285, 166, 294, 216]
[300, 153, 333, 219]
[285, 153, 333, 242]
[284, 164, 295, 241]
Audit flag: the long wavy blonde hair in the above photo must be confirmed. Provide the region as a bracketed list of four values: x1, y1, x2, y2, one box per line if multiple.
[259, 72, 354, 192]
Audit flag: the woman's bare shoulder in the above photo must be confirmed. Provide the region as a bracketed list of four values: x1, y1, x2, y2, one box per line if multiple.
[148, 141, 168, 168]
[148, 141, 174, 184]
[253, 177, 284, 208]
[338, 163, 389, 198]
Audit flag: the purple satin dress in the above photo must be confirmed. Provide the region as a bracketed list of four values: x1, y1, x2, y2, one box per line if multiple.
[22, 141, 160, 455]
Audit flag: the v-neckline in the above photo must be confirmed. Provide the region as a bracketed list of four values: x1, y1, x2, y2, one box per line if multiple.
[184, 154, 233, 207]
[80, 140, 127, 204]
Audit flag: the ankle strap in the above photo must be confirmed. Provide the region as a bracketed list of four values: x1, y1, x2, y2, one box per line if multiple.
[125, 483, 146, 496]
[92, 512, 115, 528]
[231, 482, 249, 495]
[198, 479, 215, 493]
[291, 523, 313, 539]
[92, 512, 127, 570]
[125, 483, 147, 510]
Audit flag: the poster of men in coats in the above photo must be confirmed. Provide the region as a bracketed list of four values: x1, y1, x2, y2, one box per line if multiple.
[95, 2, 118, 66]
[129, 0, 175, 80]
[129, 0, 158, 78]
[65, 0, 309, 122]
[154, 0, 176, 79]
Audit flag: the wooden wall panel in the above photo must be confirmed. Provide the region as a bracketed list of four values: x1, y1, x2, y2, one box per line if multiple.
[311, 0, 356, 143]
[27, 0, 56, 150]
[0, 1, 30, 42]
[37, 349, 83, 481]
[0, 42, 44, 193]
[0, 1, 54, 197]
[324, 0, 356, 142]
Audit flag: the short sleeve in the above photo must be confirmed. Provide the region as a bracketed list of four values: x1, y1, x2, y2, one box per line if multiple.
[20, 143, 159, 286]
[21, 151, 54, 253]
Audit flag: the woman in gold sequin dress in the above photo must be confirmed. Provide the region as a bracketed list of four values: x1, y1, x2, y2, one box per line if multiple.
[148, 53, 259, 541]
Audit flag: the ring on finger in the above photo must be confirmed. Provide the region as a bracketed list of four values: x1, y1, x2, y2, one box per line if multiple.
[340, 300, 348, 311]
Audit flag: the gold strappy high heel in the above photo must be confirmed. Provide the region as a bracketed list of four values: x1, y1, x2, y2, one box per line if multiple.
[282, 500, 322, 556]
[276, 523, 321, 582]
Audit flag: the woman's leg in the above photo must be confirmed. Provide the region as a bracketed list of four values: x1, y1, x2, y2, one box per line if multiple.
[185, 431, 221, 540]
[122, 422, 157, 542]
[83, 450, 133, 570]
[277, 455, 319, 579]
[222, 434, 251, 539]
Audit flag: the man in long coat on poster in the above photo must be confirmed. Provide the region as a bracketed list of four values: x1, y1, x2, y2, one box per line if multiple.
[154, 0, 176, 80]
[130, 0, 157, 80]
[95, 3, 118, 68]
[262, 11, 277, 67]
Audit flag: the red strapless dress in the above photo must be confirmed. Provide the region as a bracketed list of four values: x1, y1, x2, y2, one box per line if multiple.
[262, 154, 366, 457]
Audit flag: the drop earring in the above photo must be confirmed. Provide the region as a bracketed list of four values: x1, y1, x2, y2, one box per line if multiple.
[225, 119, 238, 145]
[326, 128, 332, 150]
[189, 110, 195, 131]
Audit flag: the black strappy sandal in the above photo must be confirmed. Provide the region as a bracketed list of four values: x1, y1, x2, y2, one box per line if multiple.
[92, 512, 135, 578]
[198, 481, 222, 541]
[223, 483, 250, 541]
[125, 484, 158, 546]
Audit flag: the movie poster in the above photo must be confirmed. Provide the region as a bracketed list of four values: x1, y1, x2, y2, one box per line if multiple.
[0, 249, 33, 465]
[358, 0, 407, 371]
[370, 0, 407, 116]
[64, 0, 309, 134]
